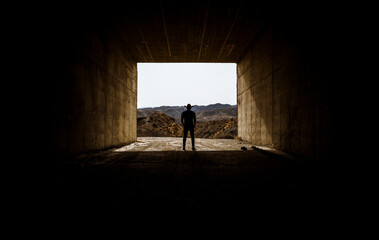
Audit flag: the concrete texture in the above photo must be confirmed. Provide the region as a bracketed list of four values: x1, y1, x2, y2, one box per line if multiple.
[52, 20, 137, 154]
[237, 16, 341, 161]
[110, 1, 268, 63]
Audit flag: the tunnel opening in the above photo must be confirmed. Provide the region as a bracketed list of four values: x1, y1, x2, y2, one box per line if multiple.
[135, 62, 239, 151]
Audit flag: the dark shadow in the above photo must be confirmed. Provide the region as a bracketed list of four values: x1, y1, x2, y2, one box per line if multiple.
[45, 149, 326, 225]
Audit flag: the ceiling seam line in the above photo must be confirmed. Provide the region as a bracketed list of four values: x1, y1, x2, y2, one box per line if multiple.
[197, 2, 210, 62]
[216, 3, 243, 62]
[132, 14, 154, 62]
[160, 1, 172, 61]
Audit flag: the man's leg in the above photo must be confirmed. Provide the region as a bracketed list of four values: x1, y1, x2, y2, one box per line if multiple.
[190, 127, 195, 150]
[183, 127, 188, 150]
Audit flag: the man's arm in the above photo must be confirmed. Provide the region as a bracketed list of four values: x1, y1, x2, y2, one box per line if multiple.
[181, 113, 184, 125]
[193, 113, 196, 128]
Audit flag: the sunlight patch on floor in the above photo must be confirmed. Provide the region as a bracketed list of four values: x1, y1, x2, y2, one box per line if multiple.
[112, 137, 251, 152]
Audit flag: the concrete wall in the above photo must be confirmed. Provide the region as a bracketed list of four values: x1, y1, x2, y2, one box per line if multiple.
[237, 15, 337, 160]
[51, 18, 137, 155]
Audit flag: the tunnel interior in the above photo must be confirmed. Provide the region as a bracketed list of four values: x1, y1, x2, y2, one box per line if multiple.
[42, 1, 359, 227]
[52, 1, 341, 161]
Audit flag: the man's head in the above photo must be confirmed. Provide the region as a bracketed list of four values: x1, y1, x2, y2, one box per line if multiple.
[186, 104, 192, 110]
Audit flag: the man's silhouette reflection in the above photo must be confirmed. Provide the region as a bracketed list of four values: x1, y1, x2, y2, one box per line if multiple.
[181, 104, 196, 151]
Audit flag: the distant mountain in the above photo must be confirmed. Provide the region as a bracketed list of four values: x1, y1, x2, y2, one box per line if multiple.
[196, 106, 237, 121]
[137, 103, 237, 121]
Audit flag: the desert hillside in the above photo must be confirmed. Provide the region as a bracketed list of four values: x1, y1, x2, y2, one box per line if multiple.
[195, 118, 237, 139]
[137, 108, 237, 139]
[137, 112, 183, 137]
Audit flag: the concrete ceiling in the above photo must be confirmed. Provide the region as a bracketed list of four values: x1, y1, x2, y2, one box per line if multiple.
[110, 1, 269, 63]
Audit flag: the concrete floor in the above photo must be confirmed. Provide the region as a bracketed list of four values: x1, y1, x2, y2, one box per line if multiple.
[45, 137, 342, 228]
[104, 137, 256, 152]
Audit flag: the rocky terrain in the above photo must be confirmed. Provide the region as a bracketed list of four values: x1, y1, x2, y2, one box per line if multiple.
[137, 104, 238, 139]
[195, 118, 237, 139]
[137, 112, 183, 137]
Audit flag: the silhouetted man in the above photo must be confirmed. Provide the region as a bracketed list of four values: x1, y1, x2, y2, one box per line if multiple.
[181, 104, 196, 151]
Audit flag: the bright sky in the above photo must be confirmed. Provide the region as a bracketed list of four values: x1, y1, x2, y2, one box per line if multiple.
[137, 63, 237, 108]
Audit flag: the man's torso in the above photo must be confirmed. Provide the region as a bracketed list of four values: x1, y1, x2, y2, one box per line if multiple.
[182, 110, 195, 127]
